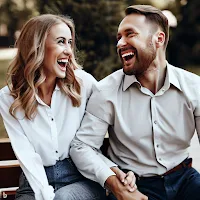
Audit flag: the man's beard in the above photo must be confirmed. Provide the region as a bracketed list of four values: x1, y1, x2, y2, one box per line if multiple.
[123, 36, 156, 76]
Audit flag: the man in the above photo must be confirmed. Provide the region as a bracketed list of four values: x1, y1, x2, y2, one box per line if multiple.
[70, 5, 200, 200]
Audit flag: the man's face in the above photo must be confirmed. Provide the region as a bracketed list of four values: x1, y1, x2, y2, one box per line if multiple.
[117, 13, 157, 76]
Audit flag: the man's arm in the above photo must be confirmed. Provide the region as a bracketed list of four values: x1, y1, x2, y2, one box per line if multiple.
[70, 83, 147, 199]
[70, 112, 147, 199]
[70, 130, 116, 186]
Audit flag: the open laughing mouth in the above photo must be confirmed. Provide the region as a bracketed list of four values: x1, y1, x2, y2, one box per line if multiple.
[57, 59, 69, 71]
[121, 52, 135, 62]
[119, 47, 136, 64]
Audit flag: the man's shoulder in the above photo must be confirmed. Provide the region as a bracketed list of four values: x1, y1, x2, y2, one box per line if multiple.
[75, 69, 97, 90]
[169, 64, 200, 84]
[96, 69, 124, 92]
[75, 69, 96, 82]
[168, 64, 200, 99]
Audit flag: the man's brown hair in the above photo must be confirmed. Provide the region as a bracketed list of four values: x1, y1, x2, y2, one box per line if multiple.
[125, 5, 169, 49]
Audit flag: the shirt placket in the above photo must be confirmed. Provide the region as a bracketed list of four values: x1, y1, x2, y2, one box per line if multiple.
[46, 107, 59, 161]
[151, 96, 164, 166]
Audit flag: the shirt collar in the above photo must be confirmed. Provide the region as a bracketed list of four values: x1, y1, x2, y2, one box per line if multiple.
[54, 84, 60, 91]
[123, 61, 182, 92]
[35, 84, 60, 105]
[123, 75, 139, 91]
[166, 61, 182, 91]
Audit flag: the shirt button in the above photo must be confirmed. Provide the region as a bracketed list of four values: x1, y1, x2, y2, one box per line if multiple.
[159, 158, 162, 161]
[51, 118, 54, 121]
[156, 144, 159, 148]
[162, 88, 165, 92]
[55, 151, 58, 153]
[154, 120, 157, 124]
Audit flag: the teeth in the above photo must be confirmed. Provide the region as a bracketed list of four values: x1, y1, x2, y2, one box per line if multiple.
[57, 59, 68, 63]
[122, 52, 134, 58]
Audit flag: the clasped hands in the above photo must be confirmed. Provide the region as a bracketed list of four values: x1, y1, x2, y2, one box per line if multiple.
[105, 166, 148, 200]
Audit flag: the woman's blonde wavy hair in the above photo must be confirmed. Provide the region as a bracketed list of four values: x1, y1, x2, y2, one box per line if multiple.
[7, 14, 82, 119]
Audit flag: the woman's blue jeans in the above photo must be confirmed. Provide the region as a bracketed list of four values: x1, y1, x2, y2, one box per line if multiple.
[15, 158, 106, 200]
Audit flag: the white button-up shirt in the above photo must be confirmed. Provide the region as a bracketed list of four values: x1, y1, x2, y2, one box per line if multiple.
[0, 69, 96, 200]
[70, 62, 200, 187]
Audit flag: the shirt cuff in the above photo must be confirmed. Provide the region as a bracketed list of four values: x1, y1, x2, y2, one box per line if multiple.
[97, 168, 116, 187]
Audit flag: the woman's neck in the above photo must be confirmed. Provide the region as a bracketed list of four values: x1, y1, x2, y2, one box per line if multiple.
[38, 79, 56, 106]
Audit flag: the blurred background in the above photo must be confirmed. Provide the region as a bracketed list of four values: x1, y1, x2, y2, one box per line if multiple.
[0, 0, 200, 138]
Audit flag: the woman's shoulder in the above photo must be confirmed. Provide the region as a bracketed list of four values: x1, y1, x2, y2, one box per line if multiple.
[0, 86, 10, 98]
[0, 86, 14, 108]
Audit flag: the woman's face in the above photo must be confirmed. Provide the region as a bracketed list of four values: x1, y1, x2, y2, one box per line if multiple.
[43, 22, 73, 81]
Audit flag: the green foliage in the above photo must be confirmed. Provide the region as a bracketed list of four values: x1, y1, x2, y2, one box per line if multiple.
[1, 0, 200, 79]
[34, 0, 126, 79]
[0, 0, 36, 46]
[168, 0, 200, 67]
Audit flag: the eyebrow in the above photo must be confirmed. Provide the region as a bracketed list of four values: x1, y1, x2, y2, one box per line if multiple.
[56, 37, 65, 40]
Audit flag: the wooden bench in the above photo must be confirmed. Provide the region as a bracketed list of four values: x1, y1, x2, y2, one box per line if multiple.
[0, 138, 21, 200]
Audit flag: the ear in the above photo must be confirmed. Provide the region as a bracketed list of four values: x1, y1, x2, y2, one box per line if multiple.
[155, 31, 165, 48]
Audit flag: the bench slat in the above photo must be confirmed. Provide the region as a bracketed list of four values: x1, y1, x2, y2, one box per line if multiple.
[0, 160, 20, 168]
[0, 187, 18, 199]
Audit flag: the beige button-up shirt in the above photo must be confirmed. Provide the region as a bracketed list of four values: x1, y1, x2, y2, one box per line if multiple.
[70, 62, 200, 187]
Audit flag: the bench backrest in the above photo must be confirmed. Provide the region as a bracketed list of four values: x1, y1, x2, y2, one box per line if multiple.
[0, 138, 21, 200]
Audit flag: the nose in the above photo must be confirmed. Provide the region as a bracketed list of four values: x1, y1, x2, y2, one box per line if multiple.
[117, 37, 127, 48]
[63, 46, 72, 56]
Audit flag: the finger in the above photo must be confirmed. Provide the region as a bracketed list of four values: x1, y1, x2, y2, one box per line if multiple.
[127, 183, 137, 192]
[129, 174, 136, 188]
[117, 169, 126, 183]
[124, 171, 135, 186]
[111, 167, 126, 183]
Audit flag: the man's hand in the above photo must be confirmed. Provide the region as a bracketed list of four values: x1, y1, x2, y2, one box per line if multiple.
[105, 175, 148, 200]
[111, 167, 137, 192]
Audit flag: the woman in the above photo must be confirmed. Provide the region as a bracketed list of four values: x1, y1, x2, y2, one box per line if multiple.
[0, 14, 107, 200]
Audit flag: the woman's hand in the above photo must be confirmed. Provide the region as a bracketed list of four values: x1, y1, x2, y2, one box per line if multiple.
[105, 175, 148, 200]
[110, 167, 137, 192]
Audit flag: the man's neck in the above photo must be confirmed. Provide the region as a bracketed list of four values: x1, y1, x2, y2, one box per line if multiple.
[136, 60, 167, 94]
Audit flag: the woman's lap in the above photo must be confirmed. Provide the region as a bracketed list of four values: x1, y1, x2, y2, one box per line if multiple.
[16, 176, 106, 200]
[15, 158, 106, 200]
[54, 179, 106, 200]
